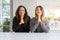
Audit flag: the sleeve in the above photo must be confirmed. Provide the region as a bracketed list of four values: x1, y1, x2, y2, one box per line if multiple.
[39, 20, 50, 32]
[12, 17, 21, 32]
[30, 18, 40, 32]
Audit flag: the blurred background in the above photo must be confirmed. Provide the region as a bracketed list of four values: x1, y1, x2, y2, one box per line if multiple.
[0, 0, 60, 32]
[0, 0, 10, 32]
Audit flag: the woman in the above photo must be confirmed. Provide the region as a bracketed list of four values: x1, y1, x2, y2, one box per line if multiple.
[12, 5, 30, 32]
[30, 5, 50, 33]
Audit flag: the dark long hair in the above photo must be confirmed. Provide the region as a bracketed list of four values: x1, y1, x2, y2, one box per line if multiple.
[15, 5, 30, 23]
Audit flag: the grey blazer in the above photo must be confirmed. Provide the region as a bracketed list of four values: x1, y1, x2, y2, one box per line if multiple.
[30, 17, 50, 33]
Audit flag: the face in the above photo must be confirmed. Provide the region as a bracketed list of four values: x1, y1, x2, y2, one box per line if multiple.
[19, 7, 25, 17]
[35, 7, 42, 16]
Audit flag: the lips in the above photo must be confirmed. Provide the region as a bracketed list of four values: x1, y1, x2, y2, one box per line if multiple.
[37, 11, 41, 13]
[37, 12, 40, 14]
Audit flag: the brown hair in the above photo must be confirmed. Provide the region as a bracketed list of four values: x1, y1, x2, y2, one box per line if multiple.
[35, 5, 46, 23]
[15, 5, 30, 23]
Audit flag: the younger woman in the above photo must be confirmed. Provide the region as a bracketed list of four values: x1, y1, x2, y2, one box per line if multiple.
[30, 5, 50, 33]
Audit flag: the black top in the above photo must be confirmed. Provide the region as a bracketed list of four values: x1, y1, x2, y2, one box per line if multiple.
[12, 16, 30, 32]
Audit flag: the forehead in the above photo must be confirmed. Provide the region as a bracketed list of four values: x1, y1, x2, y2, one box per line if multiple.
[19, 7, 25, 10]
[36, 7, 41, 9]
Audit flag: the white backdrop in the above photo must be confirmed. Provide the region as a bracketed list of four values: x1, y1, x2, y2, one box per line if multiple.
[13, 0, 60, 18]
[13, 0, 37, 18]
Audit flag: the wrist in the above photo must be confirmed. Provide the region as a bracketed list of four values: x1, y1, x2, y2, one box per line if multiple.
[19, 22, 24, 25]
[19, 22, 22, 25]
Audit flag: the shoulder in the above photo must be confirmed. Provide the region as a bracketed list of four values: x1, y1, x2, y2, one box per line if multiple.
[13, 16, 17, 20]
[30, 17, 36, 22]
[27, 16, 31, 20]
[30, 17, 35, 19]
[13, 16, 18, 21]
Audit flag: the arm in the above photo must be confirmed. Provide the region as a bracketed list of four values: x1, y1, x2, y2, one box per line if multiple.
[39, 21, 50, 32]
[30, 18, 39, 32]
[12, 17, 21, 32]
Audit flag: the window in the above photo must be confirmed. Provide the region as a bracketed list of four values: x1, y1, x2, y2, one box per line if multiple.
[0, 0, 10, 32]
